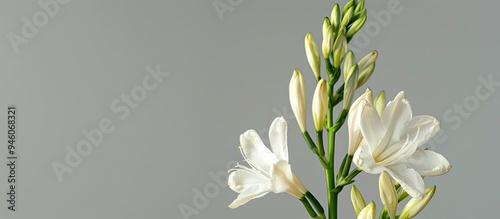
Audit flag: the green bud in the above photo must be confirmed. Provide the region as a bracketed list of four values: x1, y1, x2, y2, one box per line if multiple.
[343, 51, 356, 82]
[322, 25, 334, 59]
[356, 50, 378, 88]
[355, 0, 365, 14]
[374, 90, 386, 116]
[322, 17, 330, 39]
[332, 31, 347, 68]
[400, 186, 436, 219]
[353, 8, 367, 21]
[341, 6, 354, 27]
[342, 0, 355, 16]
[343, 65, 359, 110]
[351, 185, 367, 216]
[346, 14, 366, 39]
[330, 4, 341, 29]
[305, 32, 321, 79]
[357, 63, 375, 88]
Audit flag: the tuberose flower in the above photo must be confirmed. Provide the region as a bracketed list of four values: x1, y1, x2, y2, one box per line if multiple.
[228, 117, 307, 209]
[353, 91, 451, 198]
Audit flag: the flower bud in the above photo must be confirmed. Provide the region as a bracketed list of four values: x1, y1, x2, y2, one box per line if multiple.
[342, 65, 359, 110]
[355, 0, 365, 14]
[358, 50, 378, 70]
[312, 79, 328, 131]
[357, 50, 378, 88]
[332, 31, 347, 68]
[342, 0, 354, 16]
[379, 172, 398, 219]
[343, 51, 356, 82]
[346, 13, 366, 39]
[322, 17, 330, 39]
[330, 3, 340, 30]
[341, 6, 354, 27]
[322, 24, 334, 59]
[357, 201, 376, 219]
[351, 185, 367, 216]
[399, 186, 436, 219]
[374, 90, 386, 116]
[305, 32, 321, 80]
[289, 69, 307, 132]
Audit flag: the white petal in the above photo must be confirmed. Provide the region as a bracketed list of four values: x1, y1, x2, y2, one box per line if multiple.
[240, 130, 278, 174]
[353, 143, 385, 174]
[360, 103, 384, 153]
[228, 167, 269, 193]
[402, 116, 440, 148]
[381, 91, 412, 142]
[269, 117, 289, 162]
[270, 160, 302, 198]
[405, 149, 451, 176]
[385, 164, 424, 199]
[228, 184, 271, 209]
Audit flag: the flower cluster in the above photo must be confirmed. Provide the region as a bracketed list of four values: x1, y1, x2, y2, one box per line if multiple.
[226, 0, 451, 218]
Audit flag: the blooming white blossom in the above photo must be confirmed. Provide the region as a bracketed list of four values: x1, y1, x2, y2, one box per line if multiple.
[353, 91, 451, 198]
[228, 117, 307, 209]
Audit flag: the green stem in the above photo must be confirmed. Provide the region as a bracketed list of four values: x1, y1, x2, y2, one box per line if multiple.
[300, 195, 319, 219]
[317, 131, 325, 156]
[325, 168, 335, 219]
[303, 132, 329, 168]
[306, 191, 326, 219]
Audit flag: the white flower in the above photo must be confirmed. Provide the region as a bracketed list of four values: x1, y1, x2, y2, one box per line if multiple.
[228, 117, 307, 209]
[353, 91, 451, 198]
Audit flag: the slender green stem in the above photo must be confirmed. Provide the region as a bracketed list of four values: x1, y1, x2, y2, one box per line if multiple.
[325, 168, 335, 219]
[317, 131, 325, 156]
[306, 191, 326, 219]
[300, 195, 319, 219]
[303, 132, 329, 168]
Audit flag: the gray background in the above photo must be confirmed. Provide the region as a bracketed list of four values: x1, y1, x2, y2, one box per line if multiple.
[0, 0, 498, 218]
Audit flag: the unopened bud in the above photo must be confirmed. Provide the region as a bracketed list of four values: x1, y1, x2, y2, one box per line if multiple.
[312, 79, 328, 131]
[322, 25, 334, 59]
[399, 186, 436, 219]
[351, 185, 367, 216]
[374, 91, 386, 116]
[289, 69, 307, 132]
[332, 32, 347, 68]
[343, 51, 356, 82]
[379, 172, 398, 219]
[357, 202, 376, 219]
[346, 14, 366, 39]
[343, 65, 359, 110]
[330, 4, 340, 30]
[305, 32, 321, 79]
